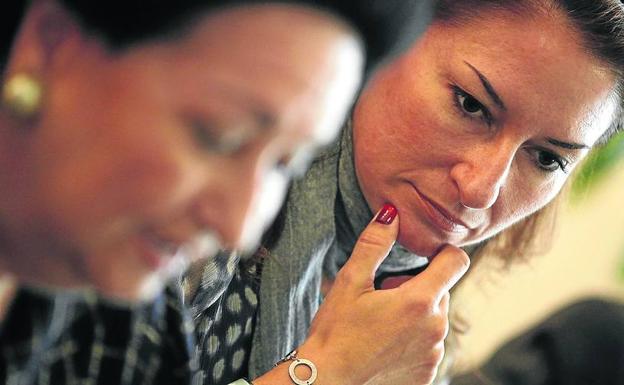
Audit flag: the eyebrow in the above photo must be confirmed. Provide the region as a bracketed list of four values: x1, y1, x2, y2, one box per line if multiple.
[546, 137, 590, 150]
[228, 96, 277, 132]
[210, 81, 277, 131]
[461, 62, 591, 151]
[464, 61, 507, 111]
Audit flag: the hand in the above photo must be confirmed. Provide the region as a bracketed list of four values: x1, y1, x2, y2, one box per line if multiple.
[299, 204, 470, 385]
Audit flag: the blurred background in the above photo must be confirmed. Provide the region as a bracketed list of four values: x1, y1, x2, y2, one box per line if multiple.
[454, 131, 624, 370]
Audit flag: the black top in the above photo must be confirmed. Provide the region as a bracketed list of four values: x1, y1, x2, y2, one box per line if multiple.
[0, 255, 262, 385]
[0, 286, 196, 385]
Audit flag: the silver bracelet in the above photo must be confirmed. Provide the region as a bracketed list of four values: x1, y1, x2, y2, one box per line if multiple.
[275, 349, 318, 385]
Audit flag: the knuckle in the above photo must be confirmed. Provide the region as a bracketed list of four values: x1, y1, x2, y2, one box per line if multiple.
[408, 296, 436, 316]
[335, 267, 357, 287]
[442, 245, 471, 270]
[429, 319, 449, 343]
[427, 347, 444, 369]
[424, 328, 443, 346]
[356, 231, 390, 249]
[420, 355, 442, 383]
[406, 301, 430, 318]
[415, 371, 436, 385]
[413, 348, 444, 385]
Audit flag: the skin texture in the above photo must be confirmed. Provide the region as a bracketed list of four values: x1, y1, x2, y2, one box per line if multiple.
[353, 9, 617, 257]
[0, 1, 363, 299]
[0, 4, 619, 385]
[0, 4, 467, 383]
[254, 210, 470, 385]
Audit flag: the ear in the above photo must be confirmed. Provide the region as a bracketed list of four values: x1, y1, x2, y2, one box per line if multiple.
[3, 0, 85, 81]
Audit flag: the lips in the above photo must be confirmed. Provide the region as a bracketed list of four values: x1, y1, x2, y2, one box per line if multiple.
[134, 233, 181, 270]
[411, 185, 470, 234]
[135, 228, 222, 271]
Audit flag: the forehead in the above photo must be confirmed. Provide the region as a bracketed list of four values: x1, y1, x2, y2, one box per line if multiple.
[130, 6, 354, 144]
[426, 8, 618, 145]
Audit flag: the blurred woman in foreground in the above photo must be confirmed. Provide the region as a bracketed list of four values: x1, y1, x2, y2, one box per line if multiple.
[0, 1, 440, 384]
[0, 0, 367, 383]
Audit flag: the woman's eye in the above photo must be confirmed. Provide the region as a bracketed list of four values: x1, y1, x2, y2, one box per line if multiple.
[530, 148, 569, 173]
[451, 86, 492, 125]
[188, 118, 250, 155]
[459, 94, 483, 115]
[189, 120, 220, 151]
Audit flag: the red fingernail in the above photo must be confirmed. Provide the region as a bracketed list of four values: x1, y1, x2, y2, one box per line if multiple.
[375, 203, 397, 225]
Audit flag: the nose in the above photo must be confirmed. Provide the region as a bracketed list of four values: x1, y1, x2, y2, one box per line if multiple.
[192, 155, 263, 249]
[449, 143, 515, 210]
[192, 144, 293, 252]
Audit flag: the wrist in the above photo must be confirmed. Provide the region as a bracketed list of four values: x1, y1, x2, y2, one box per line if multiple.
[250, 341, 353, 385]
[296, 340, 352, 385]
[275, 349, 318, 385]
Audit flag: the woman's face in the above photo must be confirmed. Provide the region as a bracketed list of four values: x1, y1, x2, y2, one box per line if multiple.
[1, 5, 362, 298]
[353, 9, 617, 257]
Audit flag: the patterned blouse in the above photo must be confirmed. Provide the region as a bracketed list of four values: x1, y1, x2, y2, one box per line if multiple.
[182, 251, 262, 385]
[0, 253, 259, 385]
[0, 286, 196, 385]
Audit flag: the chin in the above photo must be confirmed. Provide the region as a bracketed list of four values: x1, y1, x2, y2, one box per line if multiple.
[397, 232, 442, 258]
[87, 252, 177, 303]
[98, 262, 183, 303]
[396, 220, 455, 258]
[133, 271, 172, 302]
[91, 273, 160, 303]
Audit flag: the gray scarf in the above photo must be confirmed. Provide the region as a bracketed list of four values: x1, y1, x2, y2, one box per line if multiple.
[249, 122, 427, 376]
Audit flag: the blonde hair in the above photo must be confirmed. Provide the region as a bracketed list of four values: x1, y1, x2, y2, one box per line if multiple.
[442, 177, 574, 384]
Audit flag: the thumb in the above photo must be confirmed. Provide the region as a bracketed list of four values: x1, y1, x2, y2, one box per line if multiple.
[339, 203, 399, 291]
[403, 244, 470, 304]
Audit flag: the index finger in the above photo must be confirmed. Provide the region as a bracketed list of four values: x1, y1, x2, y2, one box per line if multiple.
[339, 204, 399, 291]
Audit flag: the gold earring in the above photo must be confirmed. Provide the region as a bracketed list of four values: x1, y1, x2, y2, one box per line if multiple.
[2, 73, 43, 119]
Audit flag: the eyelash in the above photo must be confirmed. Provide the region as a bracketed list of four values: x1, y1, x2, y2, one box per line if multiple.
[187, 114, 316, 183]
[449, 85, 571, 174]
[450, 85, 494, 127]
[188, 118, 251, 155]
[526, 146, 570, 173]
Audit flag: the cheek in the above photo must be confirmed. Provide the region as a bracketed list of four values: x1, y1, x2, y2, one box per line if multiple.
[490, 173, 565, 234]
[44, 89, 209, 241]
[357, 64, 456, 166]
[354, 87, 452, 207]
[36, 138, 200, 248]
